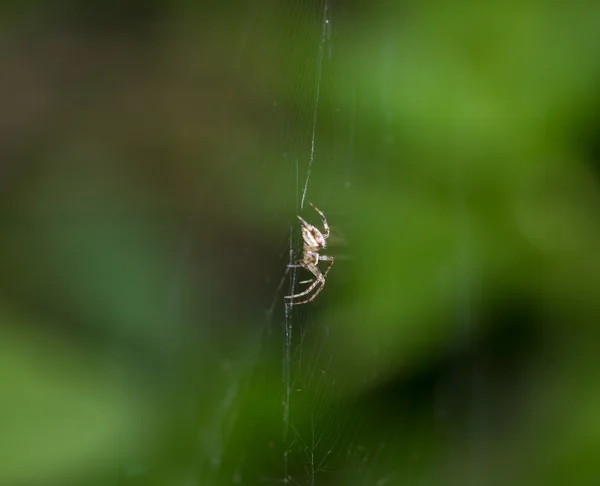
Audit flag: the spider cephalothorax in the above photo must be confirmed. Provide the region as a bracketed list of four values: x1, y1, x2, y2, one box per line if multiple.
[285, 202, 334, 305]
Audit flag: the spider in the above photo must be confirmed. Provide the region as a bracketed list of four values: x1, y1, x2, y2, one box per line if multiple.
[285, 202, 334, 305]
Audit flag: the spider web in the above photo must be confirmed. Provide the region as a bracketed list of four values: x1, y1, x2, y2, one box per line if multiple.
[184, 1, 540, 483]
[270, 2, 341, 483]
[187, 1, 366, 484]
[262, 2, 377, 485]
[186, 1, 419, 484]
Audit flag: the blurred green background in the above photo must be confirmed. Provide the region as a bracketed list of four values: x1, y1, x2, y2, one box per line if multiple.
[2, 1, 600, 485]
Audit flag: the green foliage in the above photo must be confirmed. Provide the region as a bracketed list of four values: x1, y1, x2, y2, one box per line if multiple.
[2, 1, 600, 484]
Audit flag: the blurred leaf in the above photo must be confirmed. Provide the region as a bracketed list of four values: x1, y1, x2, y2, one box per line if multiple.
[0, 306, 152, 484]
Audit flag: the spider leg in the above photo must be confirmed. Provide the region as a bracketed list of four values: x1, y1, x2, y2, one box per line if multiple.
[319, 255, 334, 278]
[291, 266, 314, 284]
[284, 264, 324, 301]
[286, 255, 334, 303]
[286, 279, 325, 305]
[308, 202, 330, 239]
[287, 263, 308, 284]
[300, 255, 332, 284]
[285, 276, 323, 300]
[287, 262, 314, 285]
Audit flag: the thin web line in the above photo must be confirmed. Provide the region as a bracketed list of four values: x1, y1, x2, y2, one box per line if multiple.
[284, 224, 296, 428]
[283, 3, 330, 483]
[296, 157, 299, 213]
[300, 2, 329, 210]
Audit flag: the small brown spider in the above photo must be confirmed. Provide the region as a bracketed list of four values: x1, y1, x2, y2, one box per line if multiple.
[285, 202, 334, 305]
